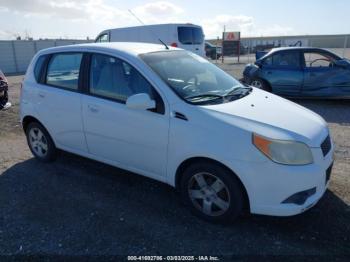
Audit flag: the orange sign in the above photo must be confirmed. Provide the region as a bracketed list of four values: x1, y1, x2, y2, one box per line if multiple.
[223, 32, 240, 41]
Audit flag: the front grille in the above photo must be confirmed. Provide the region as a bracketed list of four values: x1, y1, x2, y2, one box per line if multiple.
[321, 135, 331, 156]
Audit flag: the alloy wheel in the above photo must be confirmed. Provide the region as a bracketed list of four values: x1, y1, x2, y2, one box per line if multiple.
[28, 127, 48, 158]
[251, 80, 263, 89]
[188, 172, 231, 216]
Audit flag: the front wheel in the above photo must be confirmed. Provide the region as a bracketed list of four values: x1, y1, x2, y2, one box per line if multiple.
[250, 78, 270, 92]
[180, 162, 244, 223]
[26, 122, 57, 162]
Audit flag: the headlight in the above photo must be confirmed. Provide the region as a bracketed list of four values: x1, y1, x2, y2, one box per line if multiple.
[252, 133, 313, 165]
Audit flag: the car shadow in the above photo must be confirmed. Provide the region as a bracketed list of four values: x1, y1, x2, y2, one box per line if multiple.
[292, 99, 350, 125]
[0, 152, 349, 256]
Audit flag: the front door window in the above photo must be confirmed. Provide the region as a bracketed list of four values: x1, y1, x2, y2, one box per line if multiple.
[304, 52, 336, 68]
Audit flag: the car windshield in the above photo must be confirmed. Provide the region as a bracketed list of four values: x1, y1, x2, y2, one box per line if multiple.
[140, 51, 250, 105]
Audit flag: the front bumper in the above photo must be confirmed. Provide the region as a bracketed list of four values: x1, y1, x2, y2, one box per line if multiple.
[226, 142, 334, 216]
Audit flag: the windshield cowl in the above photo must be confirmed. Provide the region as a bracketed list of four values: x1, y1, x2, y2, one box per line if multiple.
[186, 87, 252, 105]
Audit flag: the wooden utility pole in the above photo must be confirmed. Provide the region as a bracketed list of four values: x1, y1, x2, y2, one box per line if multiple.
[222, 25, 225, 63]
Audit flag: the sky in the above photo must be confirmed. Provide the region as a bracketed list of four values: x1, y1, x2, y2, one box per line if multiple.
[0, 0, 349, 40]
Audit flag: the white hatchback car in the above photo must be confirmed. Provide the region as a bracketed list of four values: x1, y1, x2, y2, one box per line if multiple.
[21, 43, 334, 223]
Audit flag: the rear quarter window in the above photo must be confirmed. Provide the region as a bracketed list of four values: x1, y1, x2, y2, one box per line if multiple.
[34, 55, 47, 82]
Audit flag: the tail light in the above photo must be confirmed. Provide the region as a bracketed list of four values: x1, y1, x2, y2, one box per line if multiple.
[170, 42, 178, 47]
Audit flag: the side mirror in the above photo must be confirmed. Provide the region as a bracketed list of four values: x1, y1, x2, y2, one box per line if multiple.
[334, 59, 349, 68]
[126, 93, 156, 110]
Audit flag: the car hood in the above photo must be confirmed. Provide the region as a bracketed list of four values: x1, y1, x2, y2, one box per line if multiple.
[200, 88, 328, 147]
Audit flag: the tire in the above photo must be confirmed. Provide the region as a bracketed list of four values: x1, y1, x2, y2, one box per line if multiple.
[250, 78, 271, 92]
[0, 90, 8, 109]
[180, 162, 244, 223]
[210, 52, 216, 60]
[25, 122, 57, 162]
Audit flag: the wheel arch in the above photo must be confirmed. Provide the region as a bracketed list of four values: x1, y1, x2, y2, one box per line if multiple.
[22, 116, 55, 147]
[22, 115, 45, 132]
[23, 115, 57, 162]
[175, 157, 250, 211]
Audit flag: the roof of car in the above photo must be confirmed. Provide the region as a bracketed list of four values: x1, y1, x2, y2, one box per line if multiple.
[37, 42, 178, 57]
[269, 46, 329, 53]
[108, 23, 202, 30]
[257, 46, 342, 61]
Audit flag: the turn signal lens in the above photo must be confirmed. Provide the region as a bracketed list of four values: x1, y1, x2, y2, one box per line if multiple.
[252, 134, 272, 156]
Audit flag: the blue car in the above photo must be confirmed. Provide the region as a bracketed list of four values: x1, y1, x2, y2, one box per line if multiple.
[243, 47, 350, 98]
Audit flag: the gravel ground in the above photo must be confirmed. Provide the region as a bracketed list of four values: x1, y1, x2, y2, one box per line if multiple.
[0, 71, 349, 259]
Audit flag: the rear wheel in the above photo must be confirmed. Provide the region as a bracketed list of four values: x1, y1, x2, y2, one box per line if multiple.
[180, 162, 244, 223]
[250, 78, 270, 92]
[26, 122, 57, 162]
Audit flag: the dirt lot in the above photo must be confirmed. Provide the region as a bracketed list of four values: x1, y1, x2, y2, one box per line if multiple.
[0, 70, 349, 259]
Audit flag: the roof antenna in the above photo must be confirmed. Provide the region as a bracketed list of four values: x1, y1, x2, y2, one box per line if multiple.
[158, 38, 169, 50]
[128, 9, 169, 50]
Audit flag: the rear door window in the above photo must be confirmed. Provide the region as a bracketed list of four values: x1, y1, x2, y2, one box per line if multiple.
[34, 55, 47, 82]
[46, 53, 83, 90]
[178, 27, 204, 45]
[304, 52, 335, 68]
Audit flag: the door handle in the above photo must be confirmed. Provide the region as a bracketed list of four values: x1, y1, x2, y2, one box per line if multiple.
[266, 71, 272, 75]
[88, 104, 99, 113]
[38, 92, 45, 98]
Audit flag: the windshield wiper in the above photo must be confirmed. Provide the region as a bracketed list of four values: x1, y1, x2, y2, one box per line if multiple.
[223, 87, 252, 98]
[185, 87, 252, 104]
[185, 93, 224, 101]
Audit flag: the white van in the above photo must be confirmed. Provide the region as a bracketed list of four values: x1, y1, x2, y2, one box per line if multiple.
[95, 23, 205, 57]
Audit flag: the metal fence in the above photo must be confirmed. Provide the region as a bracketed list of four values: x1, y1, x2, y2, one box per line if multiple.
[2, 36, 350, 74]
[213, 35, 350, 65]
[0, 40, 92, 75]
